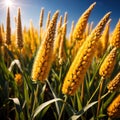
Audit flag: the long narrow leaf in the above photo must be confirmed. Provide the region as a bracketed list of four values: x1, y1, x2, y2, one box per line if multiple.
[69, 101, 98, 120]
[32, 98, 63, 119]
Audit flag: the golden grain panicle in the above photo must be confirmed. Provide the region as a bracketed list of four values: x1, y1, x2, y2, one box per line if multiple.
[53, 15, 63, 58]
[62, 12, 68, 36]
[62, 12, 110, 95]
[58, 28, 66, 65]
[101, 19, 111, 54]
[0, 25, 3, 46]
[89, 21, 94, 33]
[73, 2, 96, 41]
[5, 7, 11, 45]
[69, 21, 74, 45]
[58, 12, 68, 64]
[46, 11, 51, 29]
[99, 47, 117, 79]
[57, 15, 62, 33]
[15, 73, 23, 86]
[107, 94, 120, 118]
[39, 8, 44, 28]
[95, 19, 111, 58]
[31, 10, 59, 82]
[107, 72, 120, 92]
[16, 8, 23, 49]
[110, 19, 120, 48]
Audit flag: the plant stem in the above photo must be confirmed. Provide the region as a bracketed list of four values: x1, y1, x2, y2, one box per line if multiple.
[87, 78, 102, 105]
[81, 82, 84, 104]
[96, 77, 104, 116]
[32, 84, 39, 113]
[58, 95, 68, 120]
[46, 79, 60, 116]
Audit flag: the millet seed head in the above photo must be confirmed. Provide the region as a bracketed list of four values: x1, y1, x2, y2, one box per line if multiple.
[16, 8, 23, 49]
[57, 15, 62, 33]
[5, 7, 11, 45]
[107, 72, 120, 92]
[0, 25, 3, 46]
[31, 10, 59, 82]
[73, 2, 96, 41]
[107, 94, 120, 118]
[99, 47, 117, 78]
[39, 8, 44, 28]
[110, 19, 120, 48]
[46, 11, 51, 29]
[62, 12, 110, 95]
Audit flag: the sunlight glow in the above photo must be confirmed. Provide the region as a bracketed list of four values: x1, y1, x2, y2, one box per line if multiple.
[5, 0, 13, 7]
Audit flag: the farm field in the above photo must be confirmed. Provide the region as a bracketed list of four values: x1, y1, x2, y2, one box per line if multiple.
[0, 0, 120, 120]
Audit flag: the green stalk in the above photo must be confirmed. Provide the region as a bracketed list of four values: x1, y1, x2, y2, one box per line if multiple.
[81, 82, 84, 104]
[87, 78, 102, 105]
[96, 77, 104, 116]
[46, 79, 60, 116]
[58, 95, 68, 120]
[32, 84, 39, 114]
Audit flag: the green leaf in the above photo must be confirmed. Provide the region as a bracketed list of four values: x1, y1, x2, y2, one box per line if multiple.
[97, 114, 106, 118]
[69, 101, 98, 120]
[32, 98, 63, 119]
[102, 92, 116, 110]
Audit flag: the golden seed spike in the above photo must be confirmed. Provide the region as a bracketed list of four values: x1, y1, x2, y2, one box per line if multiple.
[46, 11, 51, 29]
[99, 47, 117, 78]
[107, 72, 120, 92]
[5, 7, 11, 45]
[73, 2, 96, 41]
[62, 12, 110, 95]
[57, 15, 62, 32]
[16, 8, 23, 49]
[32, 10, 59, 82]
[0, 25, 3, 46]
[107, 94, 120, 118]
[110, 19, 120, 48]
[39, 8, 44, 28]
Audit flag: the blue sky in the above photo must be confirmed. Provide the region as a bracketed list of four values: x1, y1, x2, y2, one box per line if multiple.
[0, 0, 120, 35]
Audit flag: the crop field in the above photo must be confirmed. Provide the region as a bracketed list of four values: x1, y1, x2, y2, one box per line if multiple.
[0, 1, 120, 120]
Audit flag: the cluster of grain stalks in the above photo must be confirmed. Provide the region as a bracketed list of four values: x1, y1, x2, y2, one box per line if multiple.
[0, 2, 120, 120]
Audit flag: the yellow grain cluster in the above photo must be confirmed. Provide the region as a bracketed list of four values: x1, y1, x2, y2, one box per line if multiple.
[62, 12, 110, 95]
[89, 21, 94, 33]
[29, 20, 37, 54]
[53, 16, 63, 60]
[69, 21, 74, 47]
[99, 47, 117, 79]
[16, 8, 23, 49]
[31, 10, 59, 82]
[107, 72, 120, 92]
[95, 38, 103, 58]
[57, 15, 62, 33]
[73, 2, 96, 41]
[95, 20, 111, 58]
[107, 94, 120, 118]
[85, 23, 89, 37]
[101, 20, 111, 54]
[5, 7, 11, 45]
[39, 8, 44, 28]
[1, 23, 4, 34]
[46, 11, 51, 29]
[110, 19, 120, 48]
[0, 25, 3, 46]
[72, 2, 96, 56]
[15, 73, 23, 86]
[58, 12, 67, 64]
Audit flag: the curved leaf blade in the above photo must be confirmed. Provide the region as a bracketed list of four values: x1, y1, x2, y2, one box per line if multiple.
[32, 98, 63, 119]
